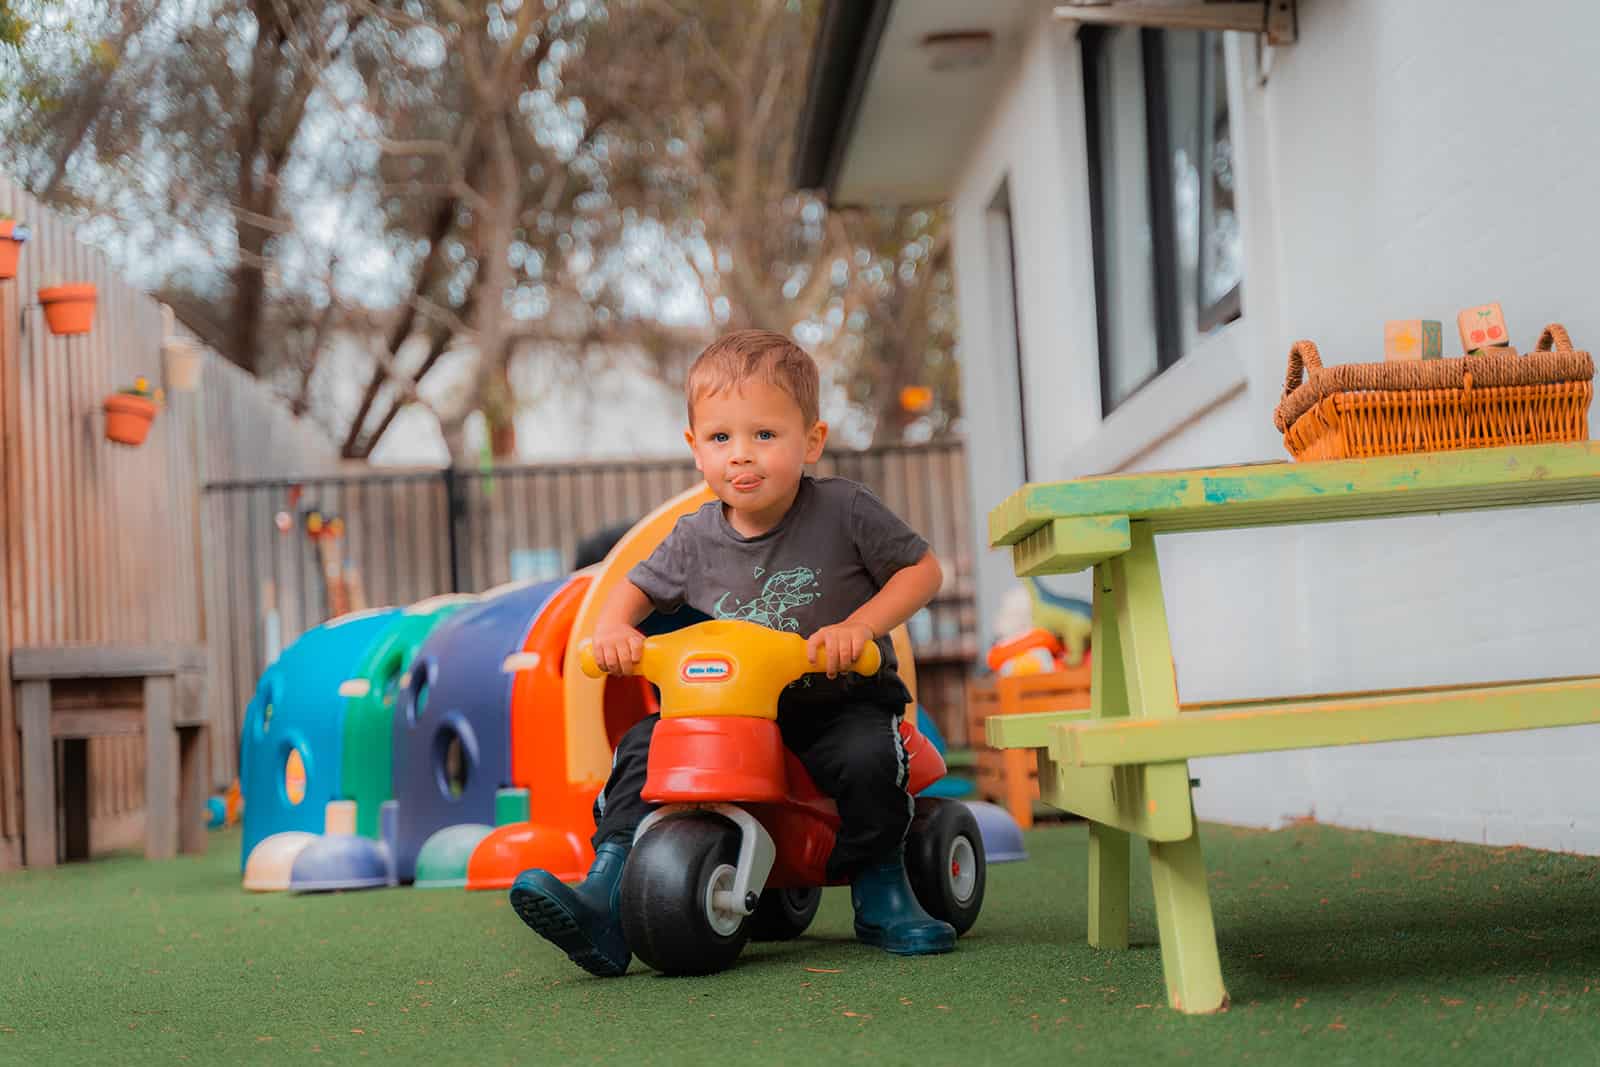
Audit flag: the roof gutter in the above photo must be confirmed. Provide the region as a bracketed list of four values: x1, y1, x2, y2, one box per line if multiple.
[790, 0, 895, 199]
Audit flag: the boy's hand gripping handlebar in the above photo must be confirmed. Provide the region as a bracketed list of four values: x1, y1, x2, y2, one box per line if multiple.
[578, 619, 881, 720]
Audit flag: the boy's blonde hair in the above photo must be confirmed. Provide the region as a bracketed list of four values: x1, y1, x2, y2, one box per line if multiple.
[685, 330, 819, 427]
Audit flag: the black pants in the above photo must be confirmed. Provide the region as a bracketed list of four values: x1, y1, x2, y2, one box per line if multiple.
[591, 700, 914, 882]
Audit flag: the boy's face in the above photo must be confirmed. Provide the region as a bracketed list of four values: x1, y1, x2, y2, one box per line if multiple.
[686, 380, 827, 524]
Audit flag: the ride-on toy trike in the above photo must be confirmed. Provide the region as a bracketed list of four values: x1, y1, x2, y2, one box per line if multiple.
[578, 619, 986, 975]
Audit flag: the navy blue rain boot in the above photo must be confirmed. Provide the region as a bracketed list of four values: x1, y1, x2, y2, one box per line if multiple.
[509, 840, 631, 977]
[850, 850, 957, 956]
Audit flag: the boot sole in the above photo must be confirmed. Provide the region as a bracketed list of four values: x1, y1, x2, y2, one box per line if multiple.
[510, 882, 629, 978]
[854, 924, 957, 956]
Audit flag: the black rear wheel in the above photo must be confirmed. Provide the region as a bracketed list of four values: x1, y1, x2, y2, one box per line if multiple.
[748, 886, 822, 941]
[905, 798, 986, 935]
[620, 815, 751, 974]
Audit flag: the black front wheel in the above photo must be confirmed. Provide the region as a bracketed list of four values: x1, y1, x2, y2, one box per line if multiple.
[905, 798, 986, 935]
[620, 814, 751, 974]
[748, 886, 822, 941]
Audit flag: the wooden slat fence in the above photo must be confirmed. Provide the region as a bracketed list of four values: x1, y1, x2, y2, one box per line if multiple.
[0, 174, 338, 867]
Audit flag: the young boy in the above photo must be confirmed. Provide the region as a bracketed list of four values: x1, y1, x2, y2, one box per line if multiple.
[510, 329, 954, 976]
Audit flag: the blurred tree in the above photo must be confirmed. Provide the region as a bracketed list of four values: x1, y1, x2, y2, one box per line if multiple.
[0, 0, 958, 459]
[595, 0, 959, 443]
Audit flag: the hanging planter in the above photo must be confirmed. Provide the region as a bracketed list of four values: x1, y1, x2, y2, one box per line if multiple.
[0, 219, 30, 281]
[159, 305, 204, 392]
[103, 378, 163, 446]
[38, 283, 98, 335]
[162, 336, 203, 393]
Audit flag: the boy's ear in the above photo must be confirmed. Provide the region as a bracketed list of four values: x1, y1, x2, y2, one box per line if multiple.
[804, 420, 828, 464]
[684, 427, 703, 471]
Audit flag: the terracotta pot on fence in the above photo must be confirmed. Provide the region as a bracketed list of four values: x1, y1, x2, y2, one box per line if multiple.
[103, 393, 158, 446]
[0, 221, 23, 280]
[39, 283, 98, 335]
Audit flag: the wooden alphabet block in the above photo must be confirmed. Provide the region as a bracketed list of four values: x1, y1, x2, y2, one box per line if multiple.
[1458, 303, 1509, 354]
[1384, 320, 1443, 361]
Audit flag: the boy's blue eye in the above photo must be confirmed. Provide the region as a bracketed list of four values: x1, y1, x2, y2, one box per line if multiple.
[711, 432, 729, 443]
[757, 430, 775, 441]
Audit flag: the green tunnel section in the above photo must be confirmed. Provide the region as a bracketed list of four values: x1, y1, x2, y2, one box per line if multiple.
[340, 599, 473, 838]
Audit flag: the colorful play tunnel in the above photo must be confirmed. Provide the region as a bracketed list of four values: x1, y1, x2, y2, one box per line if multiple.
[240, 597, 474, 891]
[239, 607, 401, 876]
[238, 483, 1025, 894]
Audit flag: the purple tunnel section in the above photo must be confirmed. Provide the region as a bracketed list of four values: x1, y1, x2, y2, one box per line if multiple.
[389, 580, 564, 883]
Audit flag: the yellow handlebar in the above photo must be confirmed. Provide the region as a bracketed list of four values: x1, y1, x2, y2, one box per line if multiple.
[576, 619, 882, 719]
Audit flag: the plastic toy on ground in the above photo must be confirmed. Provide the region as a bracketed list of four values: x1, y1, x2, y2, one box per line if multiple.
[964, 800, 1028, 863]
[985, 627, 1063, 672]
[1025, 578, 1092, 664]
[242, 831, 318, 892]
[238, 609, 401, 873]
[578, 618, 987, 976]
[239, 598, 476, 894]
[290, 800, 397, 892]
[339, 595, 478, 838]
[910, 706, 1024, 861]
[392, 578, 574, 885]
[207, 779, 243, 830]
[463, 486, 713, 892]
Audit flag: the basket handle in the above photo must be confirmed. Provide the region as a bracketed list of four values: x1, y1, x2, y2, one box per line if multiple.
[1535, 323, 1573, 353]
[1282, 340, 1323, 397]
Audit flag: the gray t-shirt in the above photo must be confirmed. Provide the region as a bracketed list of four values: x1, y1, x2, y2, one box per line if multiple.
[628, 475, 929, 707]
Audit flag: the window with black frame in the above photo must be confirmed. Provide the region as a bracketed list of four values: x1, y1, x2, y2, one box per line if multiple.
[1081, 26, 1243, 415]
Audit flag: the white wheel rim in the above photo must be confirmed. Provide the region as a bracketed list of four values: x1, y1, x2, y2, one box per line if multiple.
[704, 863, 741, 936]
[947, 836, 977, 904]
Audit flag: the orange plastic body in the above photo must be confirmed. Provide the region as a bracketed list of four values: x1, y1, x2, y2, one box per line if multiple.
[467, 573, 658, 891]
[984, 627, 1063, 672]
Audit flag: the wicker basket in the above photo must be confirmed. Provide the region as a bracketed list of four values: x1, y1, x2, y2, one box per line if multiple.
[1273, 324, 1594, 461]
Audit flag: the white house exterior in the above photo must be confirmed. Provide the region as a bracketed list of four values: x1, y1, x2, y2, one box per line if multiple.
[795, 0, 1600, 852]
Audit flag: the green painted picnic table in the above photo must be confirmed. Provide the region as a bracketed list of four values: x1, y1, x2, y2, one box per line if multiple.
[985, 441, 1600, 1014]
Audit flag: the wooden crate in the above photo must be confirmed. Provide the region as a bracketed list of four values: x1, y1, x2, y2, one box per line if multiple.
[966, 662, 1092, 829]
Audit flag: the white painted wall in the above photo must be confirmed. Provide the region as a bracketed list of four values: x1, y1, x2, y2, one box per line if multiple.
[951, 0, 1600, 853]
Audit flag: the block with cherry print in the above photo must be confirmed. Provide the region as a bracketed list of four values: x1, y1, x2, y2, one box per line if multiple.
[1457, 303, 1510, 355]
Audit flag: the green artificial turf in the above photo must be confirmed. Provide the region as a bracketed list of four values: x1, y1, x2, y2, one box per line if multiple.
[3, 820, 1599, 1065]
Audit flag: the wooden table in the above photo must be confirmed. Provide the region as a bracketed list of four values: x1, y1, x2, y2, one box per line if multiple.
[984, 442, 1600, 1014]
[13, 644, 208, 867]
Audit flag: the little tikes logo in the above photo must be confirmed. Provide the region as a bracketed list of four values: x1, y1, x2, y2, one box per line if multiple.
[681, 656, 733, 683]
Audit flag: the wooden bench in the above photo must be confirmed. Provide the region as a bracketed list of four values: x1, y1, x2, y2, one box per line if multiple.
[965, 664, 1091, 828]
[985, 442, 1600, 1014]
[13, 644, 208, 867]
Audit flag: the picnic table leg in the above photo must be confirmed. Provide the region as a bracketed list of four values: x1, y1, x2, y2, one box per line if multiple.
[1088, 823, 1130, 949]
[1148, 823, 1227, 1013]
[1115, 525, 1228, 1013]
[1085, 561, 1131, 949]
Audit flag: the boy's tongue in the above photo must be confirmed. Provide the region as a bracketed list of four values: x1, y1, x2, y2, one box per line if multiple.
[732, 474, 762, 491]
